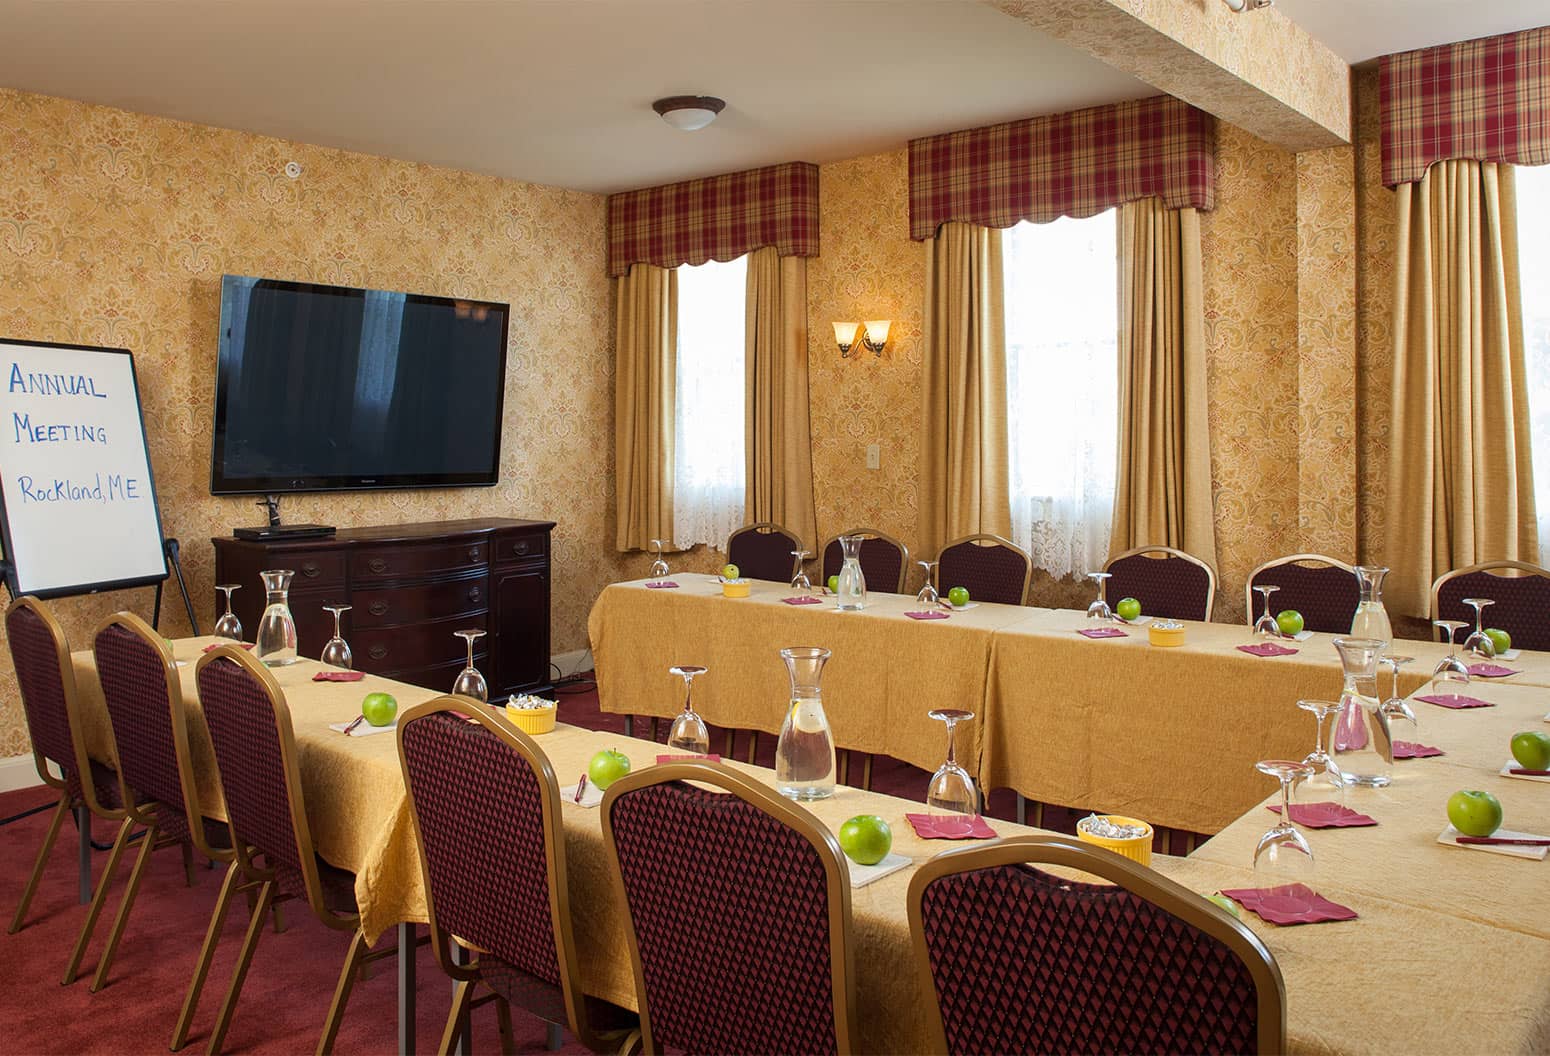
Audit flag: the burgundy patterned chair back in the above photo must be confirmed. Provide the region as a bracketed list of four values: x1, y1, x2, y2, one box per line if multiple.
[605, 772, 848, 1054]
[936, 535, 1031, 606]
[912, 840, 1279, 1055]
[93, 620, 190, 833]
[399, 709, 561, 989]
[1105, 548, 1216, 622]
[196, 653, 306, 881]
[1247, 556, 1358, 634]
[6, 601, 81, 787]
[1435, 563, 1550, 651]
[725, 522, 801, 582]
[821, 532, 908, 593]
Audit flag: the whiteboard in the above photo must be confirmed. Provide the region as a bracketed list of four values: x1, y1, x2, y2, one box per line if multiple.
[0, 340, 167, 598]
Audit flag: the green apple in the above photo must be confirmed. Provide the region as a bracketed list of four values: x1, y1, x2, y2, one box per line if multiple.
[1205, 893, 1241, 918]
[1510, 730, 1550, 770]
[1447, 789, 1503, 838]
[587, 748, 631, 791]
[837, 814, 892, 866]
[1276, 610, 1305, 636]
[1486, 627, 1512, 655]
[720, 563, 740, 580]
[361, 691, 398, 727]
[826, 575, 839, 593]
[947, 586, 971, 608]
[1115, 597, 1141, 621]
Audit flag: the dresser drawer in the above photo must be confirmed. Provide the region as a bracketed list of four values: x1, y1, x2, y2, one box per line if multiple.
[381, 653, 487, 695]
[351, 540, 489, 581]
[352, 574, 489, 629]
[277, 551, 347, 589]
[353, 614, 487, 672]
[494, 531, 548, 567]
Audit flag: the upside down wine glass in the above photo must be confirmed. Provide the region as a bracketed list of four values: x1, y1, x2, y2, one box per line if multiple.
[452, 629, 488, 702]
[790, 551, 813, 594]
[926, 708, 978, 816]
[667, 664, 710, 754]
[1253, 584, 1283, 638]
[1462, 598, 1497, 658]
[320, 604, 353, 670]
[647, 539, 670, 582]
[1379, 654, 1418, 726]
[214, 584, 243, 640]
[1295, 699, 1344, 800]
[916, 560, 940, 607]
[1432, 620, 1471, 687]
[1086, 571, 1113, 621]
[1252, 759, 1316, 903]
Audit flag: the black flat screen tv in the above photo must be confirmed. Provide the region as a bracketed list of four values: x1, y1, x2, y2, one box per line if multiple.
[209, 276, 509, 495]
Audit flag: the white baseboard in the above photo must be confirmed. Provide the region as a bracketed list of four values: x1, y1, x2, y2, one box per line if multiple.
[0, 753, 43, 794]
[551, 648, 592, 681]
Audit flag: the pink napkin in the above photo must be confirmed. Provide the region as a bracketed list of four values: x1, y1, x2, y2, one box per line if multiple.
[655, 753, 722, 764]
[905, 813, 998, 840]
[312, 670, 365, 682]
[1267, 801, 1377, 828]
[1468, 663, 1519, 678]
[1077, 627, 1128, 639]
[1219, 885, 1357, 925]
[1415, 693, 1494, 710]
[781, 596, 823, 605]
[644, 581, 680, 589]
[1393, 740, 1445, 759]
[905, 610, 950, 620]
[203, 642, 255, 653]
[1237, 642, 1299, 657]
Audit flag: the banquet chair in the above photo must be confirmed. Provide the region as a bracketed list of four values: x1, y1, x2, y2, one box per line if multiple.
[908, 835, 1285, 1055]
[725, 521, 803, 582]
[397, 698, 638, 1055]
[193, 645, 411, 1055]
[5, 596, 128, 939]
[934, 534, 1032, 606]
[1431, 560, 1550, 651]
[1245, 554, 1358, 634]
[1104, 546, 1218, 622]
[820, 528, 909, 593]
[68, 613, 235, 998]
[602, 761, 857, 1055]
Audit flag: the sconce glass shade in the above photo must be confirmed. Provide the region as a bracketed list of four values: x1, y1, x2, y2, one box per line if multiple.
[862, 320, 891, 355]
[833, 321, 859, 357]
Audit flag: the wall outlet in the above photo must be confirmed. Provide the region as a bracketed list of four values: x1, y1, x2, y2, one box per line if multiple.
[865, 443, 881, 470]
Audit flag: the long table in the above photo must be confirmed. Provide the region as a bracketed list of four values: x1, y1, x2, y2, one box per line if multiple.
[590, 577, 1550, 831]
[68, 638, 1550, 1053]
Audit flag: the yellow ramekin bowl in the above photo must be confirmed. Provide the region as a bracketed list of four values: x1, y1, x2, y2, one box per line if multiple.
[506, 702, 557, 736]
[721, 578, 751, 598]
[1076, 814, 1154, 866]
[1148, 620, 1186, 648]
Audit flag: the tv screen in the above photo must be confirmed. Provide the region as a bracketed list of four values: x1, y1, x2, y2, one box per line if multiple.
[210, 276, 508, 494]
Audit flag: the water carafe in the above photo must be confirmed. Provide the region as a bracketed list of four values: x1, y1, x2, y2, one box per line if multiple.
[775, 646, 836, 800]
[835, 535, 867, 611]
[1350, 566, 1393, 650]
[255, 569, 299, 667]
[1330, 637, 1392, 787]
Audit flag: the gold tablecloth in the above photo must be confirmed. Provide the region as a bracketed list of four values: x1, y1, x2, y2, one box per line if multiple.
[69, 639, 1550, 1054]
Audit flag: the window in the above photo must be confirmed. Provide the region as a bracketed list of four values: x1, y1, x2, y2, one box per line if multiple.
[1519, 165, 1550, 566]
[673, 255, 748, 549]
[1002, 211, 1119, 578]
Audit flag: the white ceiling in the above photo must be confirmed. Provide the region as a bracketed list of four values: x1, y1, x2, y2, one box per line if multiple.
[0, 0, 1155, 195]
[1274, 0, 1549, 64]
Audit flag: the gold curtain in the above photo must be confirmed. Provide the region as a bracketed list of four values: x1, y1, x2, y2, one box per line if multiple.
[613, 263, 678, 551]
[919, 221, 1011, 557]
[1110, 198, 1216, 565]
[1385, 160, 1537, 616]
[744, 246, 818, 549]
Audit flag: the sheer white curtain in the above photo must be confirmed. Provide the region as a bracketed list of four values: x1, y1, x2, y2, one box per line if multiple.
[673, 255, 748, 549]
[1002, 211, 1119, 578]
[1519, 165, 1550, 567]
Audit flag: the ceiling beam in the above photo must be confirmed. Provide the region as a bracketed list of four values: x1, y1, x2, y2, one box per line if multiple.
[987, 0, 1351, 150]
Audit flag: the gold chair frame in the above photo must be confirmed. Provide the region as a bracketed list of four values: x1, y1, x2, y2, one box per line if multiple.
[1105, 544, 1219, 622]
[906, 835, 1286, 1055]
[933, 533, 1034, 606]
[1242, 553, 1355, 628]
[600, 760, 858, 1056]
[819, 527, 910, 593]
[397, 696, 638, 1055]
[1429, 559, 1550, 640]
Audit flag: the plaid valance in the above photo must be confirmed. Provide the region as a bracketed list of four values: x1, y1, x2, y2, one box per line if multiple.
[907, 96, 1215, 241]
[606, 162, 819, 278]
[1380, 26, 1550, 187]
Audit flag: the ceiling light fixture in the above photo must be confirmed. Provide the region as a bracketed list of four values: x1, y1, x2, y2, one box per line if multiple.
[652, 95, 726, 132]
[1222, 0, 1273, 10]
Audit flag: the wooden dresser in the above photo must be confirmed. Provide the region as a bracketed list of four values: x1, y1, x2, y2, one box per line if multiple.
[211, 517, 555, 699]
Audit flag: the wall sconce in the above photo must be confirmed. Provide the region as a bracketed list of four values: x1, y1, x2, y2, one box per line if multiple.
[862, 320, 890, 357]
[833, 321, 860, 358]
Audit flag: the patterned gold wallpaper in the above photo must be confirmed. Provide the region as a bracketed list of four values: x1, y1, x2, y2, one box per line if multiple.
[0, 89, 616, 758]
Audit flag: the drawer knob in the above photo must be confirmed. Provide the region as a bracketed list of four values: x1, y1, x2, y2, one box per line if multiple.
[368, 557, 388, 574]
[302, 562, 321, 578]
[468, 546, 482, 561]
[512, 540, 530, 556]
[368, 644, 388, 660]
[468, 586, 482, 602]
[369, 601, 389, 616]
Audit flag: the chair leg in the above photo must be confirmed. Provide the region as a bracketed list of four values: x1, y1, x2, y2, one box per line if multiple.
[62, 815, 134, 985]
[723, 728, 735, 757]
[9, 792, 69, 934]
[437, 980, 477, 1056]
[546, 1022, 563, 1051]
[837, 750, 849, 785]
[171, 861, 242, 1051]
[316, 930, 370, 1056]
[182, 841, 197, 886]
[88, 820, 160, 992]
[1016, 792, 1027, 826]
[495, 998, 516, 1056]
[861, 753, 874, 791]
[746, 731, 759, 764]
[206, 879, 275, 1055]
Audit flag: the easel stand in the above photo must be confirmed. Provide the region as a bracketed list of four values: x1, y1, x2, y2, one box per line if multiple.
[151, 537, 200, 635]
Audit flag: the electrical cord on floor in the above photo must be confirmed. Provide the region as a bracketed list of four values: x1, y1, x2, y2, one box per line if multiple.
[0, 800, 53, 827]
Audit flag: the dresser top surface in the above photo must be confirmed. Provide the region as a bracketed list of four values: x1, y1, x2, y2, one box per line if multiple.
[213, 517, 555, 550]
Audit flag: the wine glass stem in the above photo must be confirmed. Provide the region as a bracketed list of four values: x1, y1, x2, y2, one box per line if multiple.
[683, 677, 693, 715]
[1279, 773, 1295, 816]
[1312, 712, 1326, 755]
[466, 638, 475, 667]
[943, 719, 957, 767]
